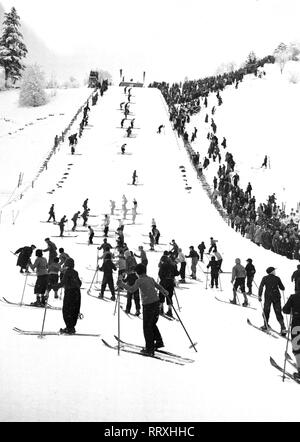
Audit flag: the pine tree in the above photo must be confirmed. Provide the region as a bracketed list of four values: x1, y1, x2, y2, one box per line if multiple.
[19, 64, 47, 107]
[0, 7, 27, 87]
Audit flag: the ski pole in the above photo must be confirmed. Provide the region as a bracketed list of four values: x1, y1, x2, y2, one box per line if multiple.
[117, 286, 121, 356]
[20, 272, 29, 305]
[259, 297, 270, 331]
[96, 248, 100, 284]
[87, 267, 98, 293]
[282, 313, 292, 383]
[218, 272, 223, 292]
[164, 291, 197, 352]
[173, 288, 181, 312]
[38, 294, 49, 339]
[205, 271, 208, 289]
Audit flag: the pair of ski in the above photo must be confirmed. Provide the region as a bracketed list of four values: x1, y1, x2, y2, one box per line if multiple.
[13, 327, 101, 337]
[270, 356, 300, 384]
[247, 318, 288, 340]
[102, 336, 194, 366]
[0, 297, 61, 310]
[215, 297, 257, 310]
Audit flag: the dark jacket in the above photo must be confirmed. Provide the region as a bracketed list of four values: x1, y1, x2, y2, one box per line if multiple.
[207, 260, 219, 274]
[15, 246, 33, 268]
[100, 260, 117, 277]
[258, 274, 285, 298]
[283, 293, 300, 322]
[58, 268, 81, 289]
[245, 263, 256, 277]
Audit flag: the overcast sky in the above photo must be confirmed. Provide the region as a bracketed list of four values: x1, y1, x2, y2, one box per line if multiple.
[1, 0, 300, 82]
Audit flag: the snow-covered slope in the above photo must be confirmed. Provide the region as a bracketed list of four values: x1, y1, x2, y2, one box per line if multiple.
[0, 80, 299, 422]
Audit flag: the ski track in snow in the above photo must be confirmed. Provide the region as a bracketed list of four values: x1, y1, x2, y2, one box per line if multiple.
[0, 74, 300, 422]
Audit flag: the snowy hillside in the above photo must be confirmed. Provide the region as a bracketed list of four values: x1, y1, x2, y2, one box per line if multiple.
[1, 72, 300, 422]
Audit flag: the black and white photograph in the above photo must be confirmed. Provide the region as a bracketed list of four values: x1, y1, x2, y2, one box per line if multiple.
[1, 0, 300, 425]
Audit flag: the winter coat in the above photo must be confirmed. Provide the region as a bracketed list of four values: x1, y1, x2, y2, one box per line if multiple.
[15, 246, 33, 268]
[258, 274, 285, 299]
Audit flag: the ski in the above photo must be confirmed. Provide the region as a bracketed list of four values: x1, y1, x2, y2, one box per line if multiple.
[13, 327, 101, 337]
[102, 339, 184, 366]
[1, 297, 61, 310]
[87, 291, 113, 302]
[268, 326, 289, 340]
[270, 357, 300, 384]
[215, 297, 257, 310]
[160, 313, 178, 322]
[114, 336, 194, 363]
[247, 318, 279, 339]
[51, 235, 78, 238]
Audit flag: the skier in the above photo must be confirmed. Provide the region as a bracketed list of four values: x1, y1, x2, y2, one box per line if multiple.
[130, 119, 135, 128]
[121, 144, 126, 155]
[261, 155, 268, 168]
[71, 211, 81, 232]
[132, 170, 137, 185]
[43, 238, 58, 265]
[124, 270, 141, 316]
[291, 265, 300, 292]
[88, 226, 94, 245]
[157, 124, 165, 134]
[47, 257, 61, 299]
[134, 246, 148, 269]
[126, 127, 132, 138]
[132, 205, 137, 224]
[221, 137, 227, 149]
[118, 263, 168, 356]
[214, 249, 223, 272]
[185, 246, 199, 280]
[152, 227, 160, 245]
[98, 253, 117, 300]
[230, 258, 248, 306]
[198, 242, 206, 262]
[56, 258, 82, 334]
[82, 198, 89, 211]
[169, 239, 179, 260]
[58, 215, 68, 237]
[47, 204, 56, 223]
[103, 214, 110, 237]
[158, 255, 179, 317]
[208, 237, 217, 254]
[14, 244, 36, 273]
[121, 118, 126, 128]
[82, 208, 90, 227]
[245, 258, 256, 295]
[282, 290, 300, 379]
[98, 238, 113, 254]
[258, 267, 286, 336]
[149, 232, 155, 251]
[29, 249, 48, 307]
[176, 248, 186, 283]
[206, 256, 220, 288]
[110, 200, 116, 215]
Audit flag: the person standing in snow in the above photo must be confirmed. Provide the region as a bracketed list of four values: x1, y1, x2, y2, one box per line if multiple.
[56, 258, 82, 335]
[185, 246, 199, 280]
[176, 248, 186, 283]
[198, 242, 206, 262]
[258, 267, 286, 336]
[207, 256, 220, 289]
[245, 258, 256, 295]
[71, 211, 81, 232]
[47, 257, 61, 299]
[230, 258, 248, 306]
[103, 214, 110, 237]
[118, 263, 168, 356]
[134, 246, 148, 269]
[124, 270, 141, 316]
[158, 255, 179, 317]
[261, 155, 268, 168]
[291, 265, 300, 292]
[98, 253, 117, 300]
[14, 244, 36, 273]
[157, 124, 165, 134]
[47, 204, 56, 223]
[88, 226, 94, 245]
[132, 170, 137, 185]
[121, 143, 126, 155]
[110, 200, 116, 215]
[29, 249, 48, 307]
[58, 215, 68, 237]
[43, 238, 58, 265]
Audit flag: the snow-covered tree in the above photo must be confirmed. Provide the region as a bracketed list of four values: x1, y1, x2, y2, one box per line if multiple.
[274, 43, 290, 74]
[19, 64, 47, 107]
[289, 42, 300, 61]
[0, 7, 27, 87]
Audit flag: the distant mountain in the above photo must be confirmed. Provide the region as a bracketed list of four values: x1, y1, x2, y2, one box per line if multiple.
[0, 3, 91, 83]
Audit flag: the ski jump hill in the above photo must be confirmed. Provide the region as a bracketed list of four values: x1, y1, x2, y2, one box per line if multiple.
[0, 68, 300, 421]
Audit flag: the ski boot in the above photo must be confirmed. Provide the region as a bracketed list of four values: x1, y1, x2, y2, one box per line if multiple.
[230, 299, 237, 305]
[293, 371, 300, 382]
[31, 296, 41, 307]
[135, 310, 141, 316]
[154, 340, 164, 350]
[140, 348, 154, 357]
[242, 300, 248, 307]
[166, 309, 173, 318]
[280, 325, 287, 337]
[98, 294, 104, 299]
[111, 296, 116, 301]
[260, 324, 269, 331]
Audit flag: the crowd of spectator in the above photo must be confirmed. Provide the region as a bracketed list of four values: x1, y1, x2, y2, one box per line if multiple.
[149, 55, 300, 261]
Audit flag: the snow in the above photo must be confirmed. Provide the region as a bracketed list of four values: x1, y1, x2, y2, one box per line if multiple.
[0, 70, 300, 422]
